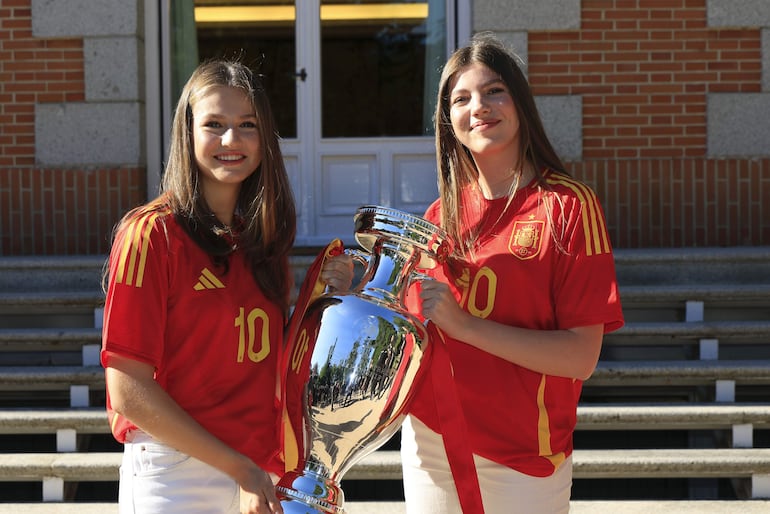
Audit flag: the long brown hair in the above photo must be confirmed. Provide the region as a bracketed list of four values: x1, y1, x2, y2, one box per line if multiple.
[435, 33, 567, 259]
[112, 59, 296, 313]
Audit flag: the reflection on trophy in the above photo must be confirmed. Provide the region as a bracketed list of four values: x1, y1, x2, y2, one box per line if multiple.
[277, 205, 448, 513]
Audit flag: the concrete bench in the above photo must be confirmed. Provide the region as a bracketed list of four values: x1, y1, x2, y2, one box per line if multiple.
[606, 320, 770, 343]
[0, 256, 106, 294]
[346, 449, 770, 498]
[612, 246, 770, 285]
[2, 403, 768, 435]
[0, 366, 104, 407]
[0, 408, 108, 450]
[3, 448, 770, 500]
[0, 403, 764, 453]
[576, 403, 770, 448]
[618, 284, 770, 307]
[3, 360, 769, 390]
[0, 408, 108, 434]
[0, 328, 102, 367]
[601, 320, 770, 360]
[586, 359, 770, 403]
[0, 356, 767, 406]
[0, 291, 104, 308]
[0, 328, 102, 347]
[0, 292, 103, 330]
[0, 366, 104, 390]
[588, 359, 770, 386]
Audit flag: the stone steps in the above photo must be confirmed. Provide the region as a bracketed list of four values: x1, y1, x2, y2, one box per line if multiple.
[1, 403, 768, 500]
[0, 248, 767, 505]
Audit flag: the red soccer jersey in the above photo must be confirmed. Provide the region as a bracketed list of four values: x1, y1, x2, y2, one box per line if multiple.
[406, 169, 624, 477]
[101, 207, 284, 474]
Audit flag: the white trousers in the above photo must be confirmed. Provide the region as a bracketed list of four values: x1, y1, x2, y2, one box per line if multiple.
[119, 431, 239, 514]
[400, 415, 572, 514]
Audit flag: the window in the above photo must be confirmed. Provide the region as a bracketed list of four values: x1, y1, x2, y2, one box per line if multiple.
[169, 1, 449, 139]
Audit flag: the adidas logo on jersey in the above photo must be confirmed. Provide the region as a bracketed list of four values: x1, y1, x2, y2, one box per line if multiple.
[194, 268, 226, 290]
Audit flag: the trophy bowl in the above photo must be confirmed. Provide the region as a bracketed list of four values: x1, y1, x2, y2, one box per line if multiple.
[277, 206, 448, 513]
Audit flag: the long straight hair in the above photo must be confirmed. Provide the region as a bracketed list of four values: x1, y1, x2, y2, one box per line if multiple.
[113, 59, 296, 314]
[435, 33, 567, 260]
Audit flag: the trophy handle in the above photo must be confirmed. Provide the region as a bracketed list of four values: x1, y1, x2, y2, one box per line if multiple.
[406, 271, 436, 321]
[408, 270, 435, 289]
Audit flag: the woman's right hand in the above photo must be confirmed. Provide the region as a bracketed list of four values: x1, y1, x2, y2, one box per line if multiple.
[418, 279, 471, 339]
[237, 462, 283, 514]
[320, 253, 354, 292]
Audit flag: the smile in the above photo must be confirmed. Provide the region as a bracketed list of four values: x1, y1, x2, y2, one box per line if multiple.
[216, 154, 246, 161]
[471, 120, 499, 130]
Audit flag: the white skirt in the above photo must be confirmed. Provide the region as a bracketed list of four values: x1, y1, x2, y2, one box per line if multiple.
[400, 415, 572, 514]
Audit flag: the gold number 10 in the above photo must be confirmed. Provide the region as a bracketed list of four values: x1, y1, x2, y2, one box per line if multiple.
[235, 307, 270, 363]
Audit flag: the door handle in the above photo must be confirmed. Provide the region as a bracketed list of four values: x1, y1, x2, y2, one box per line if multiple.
[294, 68, 307, 82]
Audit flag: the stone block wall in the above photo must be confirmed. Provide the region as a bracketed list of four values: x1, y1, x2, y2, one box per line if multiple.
[0, 0, 145, 254]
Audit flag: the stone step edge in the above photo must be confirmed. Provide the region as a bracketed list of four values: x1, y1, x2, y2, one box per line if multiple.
[4, 283, 770, 301]
[2, 403, 770, 434]
[2, 320, 770, 341]
[2, 448, 770, 482]
[4, 360, 770, 388]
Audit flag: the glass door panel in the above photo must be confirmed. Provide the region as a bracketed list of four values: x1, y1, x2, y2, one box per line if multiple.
[193, 1, 298, 138]
[320, 1, 445, 137]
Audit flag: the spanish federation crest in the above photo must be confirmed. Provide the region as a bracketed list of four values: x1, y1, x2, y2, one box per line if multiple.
[508, 219, 544, 260]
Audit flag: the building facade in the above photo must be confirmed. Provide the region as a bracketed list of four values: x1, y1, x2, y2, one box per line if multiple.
[1, 0, 769, 255]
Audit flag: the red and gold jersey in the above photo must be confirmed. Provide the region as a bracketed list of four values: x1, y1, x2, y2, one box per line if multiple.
[101, 207, 284, 474]
[407, 169, 624, 477]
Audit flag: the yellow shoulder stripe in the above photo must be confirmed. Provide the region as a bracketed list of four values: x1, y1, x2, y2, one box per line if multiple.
[115, 212, 161, 288]
[546, 175, 611, 256]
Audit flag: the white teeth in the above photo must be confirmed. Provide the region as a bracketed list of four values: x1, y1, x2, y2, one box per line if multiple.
[217, 155, 243, 161]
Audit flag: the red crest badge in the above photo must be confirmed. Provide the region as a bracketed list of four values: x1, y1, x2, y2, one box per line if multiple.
[508, 220, 544, 260]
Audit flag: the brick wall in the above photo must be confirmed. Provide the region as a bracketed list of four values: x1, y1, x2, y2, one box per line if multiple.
[524, 0, 769, 247]
[0, 0, 768, 254]
[528, 0, 761, 160]
[0, 0, 146, 255]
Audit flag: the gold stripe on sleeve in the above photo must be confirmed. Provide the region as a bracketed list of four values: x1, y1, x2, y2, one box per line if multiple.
[134, 213, 159, 288]
[546, 175, 611, 256]
[114, 221, 136, 285]
[114, 212, 160, 288]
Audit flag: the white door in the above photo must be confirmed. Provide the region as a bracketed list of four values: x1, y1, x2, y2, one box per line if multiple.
[166, 1, 459, 246]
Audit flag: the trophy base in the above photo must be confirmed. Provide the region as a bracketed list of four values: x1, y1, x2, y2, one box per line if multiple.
[276, 468, 345, 514]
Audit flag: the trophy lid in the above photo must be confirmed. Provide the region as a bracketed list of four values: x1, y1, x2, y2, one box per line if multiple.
[353, 205, 449, 270]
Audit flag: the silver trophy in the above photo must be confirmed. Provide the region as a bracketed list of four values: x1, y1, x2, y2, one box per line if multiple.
[277, 205, 448, 513]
